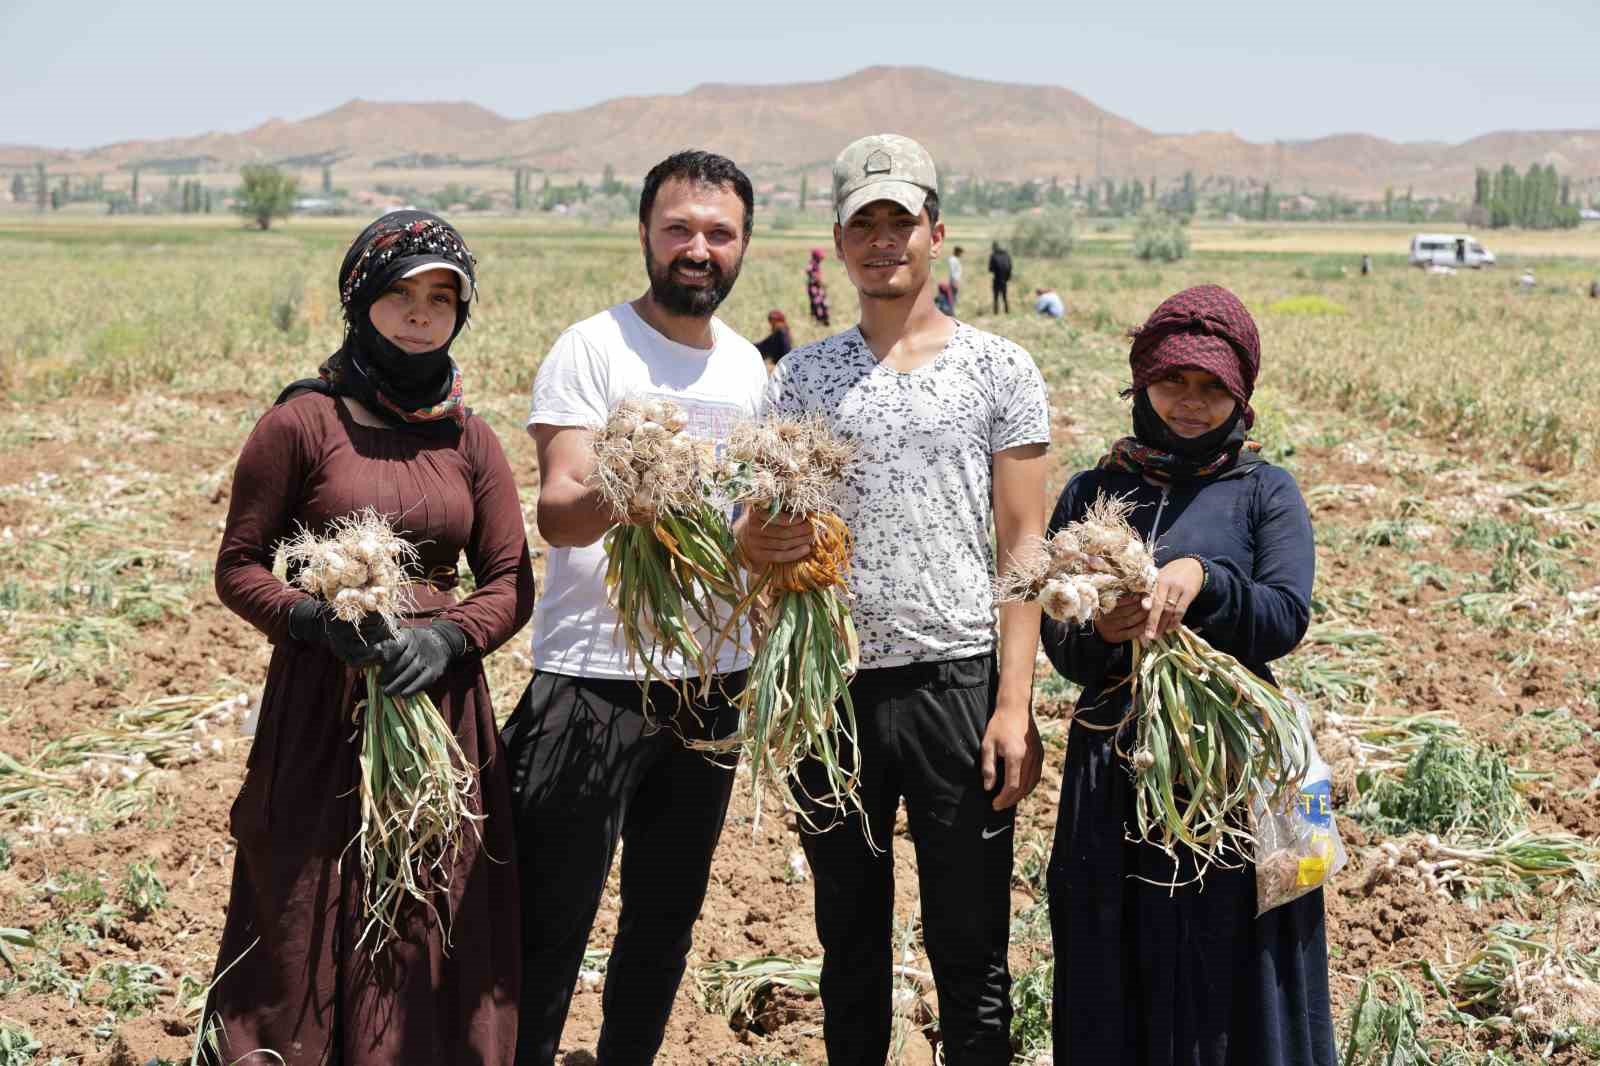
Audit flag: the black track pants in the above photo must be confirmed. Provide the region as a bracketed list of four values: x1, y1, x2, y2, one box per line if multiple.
[503, 671, 743, 1066]
[796, 654, 1015, 1066]
[993, 278, 1010, 313]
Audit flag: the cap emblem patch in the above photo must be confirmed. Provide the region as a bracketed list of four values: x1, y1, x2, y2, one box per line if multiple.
[864, 149, 892, 175]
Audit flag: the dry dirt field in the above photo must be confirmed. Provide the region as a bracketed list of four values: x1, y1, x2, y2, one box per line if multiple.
[1, 216, 1597, 1064]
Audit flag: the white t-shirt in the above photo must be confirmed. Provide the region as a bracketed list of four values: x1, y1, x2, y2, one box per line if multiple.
[528, 302, 768, 680]
[763, 323, 1051, 669]
[948, 255, 964, 286]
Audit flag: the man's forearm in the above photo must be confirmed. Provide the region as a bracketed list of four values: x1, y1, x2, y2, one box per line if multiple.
[991, 445, 1048, 716]
[995, 600, 1041, 714]
[537, 480, 617, 548]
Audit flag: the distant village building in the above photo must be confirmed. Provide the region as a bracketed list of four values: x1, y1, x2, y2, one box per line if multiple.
[292, 197, 343, 216]
[353, 190, 405, 213]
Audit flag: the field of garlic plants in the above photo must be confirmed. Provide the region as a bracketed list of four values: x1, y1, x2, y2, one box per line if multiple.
[0, 214, 1597, 1064]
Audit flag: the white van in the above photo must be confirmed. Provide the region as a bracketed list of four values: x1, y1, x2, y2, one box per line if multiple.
[1410, 234, 1495, 269]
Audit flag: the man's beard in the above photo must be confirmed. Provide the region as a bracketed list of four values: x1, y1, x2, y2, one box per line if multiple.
[645, 236, 741, 317]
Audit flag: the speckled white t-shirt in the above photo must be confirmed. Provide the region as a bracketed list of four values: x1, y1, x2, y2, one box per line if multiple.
[762, 323, 1051, 668]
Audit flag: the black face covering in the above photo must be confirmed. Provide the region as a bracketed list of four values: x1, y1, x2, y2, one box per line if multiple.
[1120, 389, 1256, 481]
[347, 300, 460, 410]
[1132, 390, 1241, 459]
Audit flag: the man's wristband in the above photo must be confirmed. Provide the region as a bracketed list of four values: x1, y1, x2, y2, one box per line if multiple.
[1186, 555, 1210, 591]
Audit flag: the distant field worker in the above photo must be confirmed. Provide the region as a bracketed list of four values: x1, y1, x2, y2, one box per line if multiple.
[807, 247, 831, 325]
[1590, 278, 1598, 299]
[988, 241, 1013, 312]
[756, 309, 794, 369]
[1035, 286, 1065, 318]
[947, 244, 964, 305]
[206, 210, 536, 1064]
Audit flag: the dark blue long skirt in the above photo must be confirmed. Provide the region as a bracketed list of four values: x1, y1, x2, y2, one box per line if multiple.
[1047, 722, 1337, 1065]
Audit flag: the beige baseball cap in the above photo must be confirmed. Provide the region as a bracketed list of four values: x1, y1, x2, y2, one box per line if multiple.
[400, 260, 474, 303]
[832, 133, 938, 225]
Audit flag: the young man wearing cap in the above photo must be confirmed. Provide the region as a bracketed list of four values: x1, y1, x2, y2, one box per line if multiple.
[504, 150, 769, 1066]
[740, 134, 1050, 1066]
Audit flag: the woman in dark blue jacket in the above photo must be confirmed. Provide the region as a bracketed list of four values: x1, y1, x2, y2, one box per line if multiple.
[1042, 285, 1333, 1065]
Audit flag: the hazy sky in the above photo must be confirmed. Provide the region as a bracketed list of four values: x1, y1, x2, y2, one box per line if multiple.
[4, 0, 1596, 149]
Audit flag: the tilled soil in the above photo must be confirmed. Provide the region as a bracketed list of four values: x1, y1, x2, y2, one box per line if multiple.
[2, 395, 1597, 1064]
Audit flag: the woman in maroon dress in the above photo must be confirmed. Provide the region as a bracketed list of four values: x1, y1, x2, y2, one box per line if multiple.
[208, 211, 535, 1064]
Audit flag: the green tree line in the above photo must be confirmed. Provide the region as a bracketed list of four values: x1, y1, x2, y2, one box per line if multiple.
[1473, 163, 1581, 230]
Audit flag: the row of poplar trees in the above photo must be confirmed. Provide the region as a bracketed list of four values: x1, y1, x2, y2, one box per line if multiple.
[1473, 163, 1581, 230]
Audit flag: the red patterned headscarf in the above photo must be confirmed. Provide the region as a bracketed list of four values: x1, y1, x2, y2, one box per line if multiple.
[1128, 284, 1259, 424]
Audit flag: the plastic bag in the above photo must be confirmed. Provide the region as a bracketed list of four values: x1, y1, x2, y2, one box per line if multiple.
[1253, 698, 1347, 916]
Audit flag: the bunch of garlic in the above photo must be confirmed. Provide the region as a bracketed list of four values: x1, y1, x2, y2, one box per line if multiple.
[281, 508, 418, 630]
[723, 415, 854, 517]
[1038, 571, 1123, 625]
[1361, 837, 1462, 902]
[590, 397, 713, 519]
[607, 396, 690, 439]
[997, 494, 1159, 625]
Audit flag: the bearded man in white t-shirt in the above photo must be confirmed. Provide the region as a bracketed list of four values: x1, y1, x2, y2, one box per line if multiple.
[503, 150, 768, 1066]
[740, 134, 1050, 1066]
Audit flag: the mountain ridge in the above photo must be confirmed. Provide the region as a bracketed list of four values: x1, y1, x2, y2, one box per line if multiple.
[6, 67, 1598, 199]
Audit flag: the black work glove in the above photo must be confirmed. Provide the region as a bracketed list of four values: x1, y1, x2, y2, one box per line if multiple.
[375, 621, 470, 698]
[287, 599, 391, 668]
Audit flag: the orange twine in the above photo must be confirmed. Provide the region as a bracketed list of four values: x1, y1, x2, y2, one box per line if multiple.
[763, 511, 853, 593]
